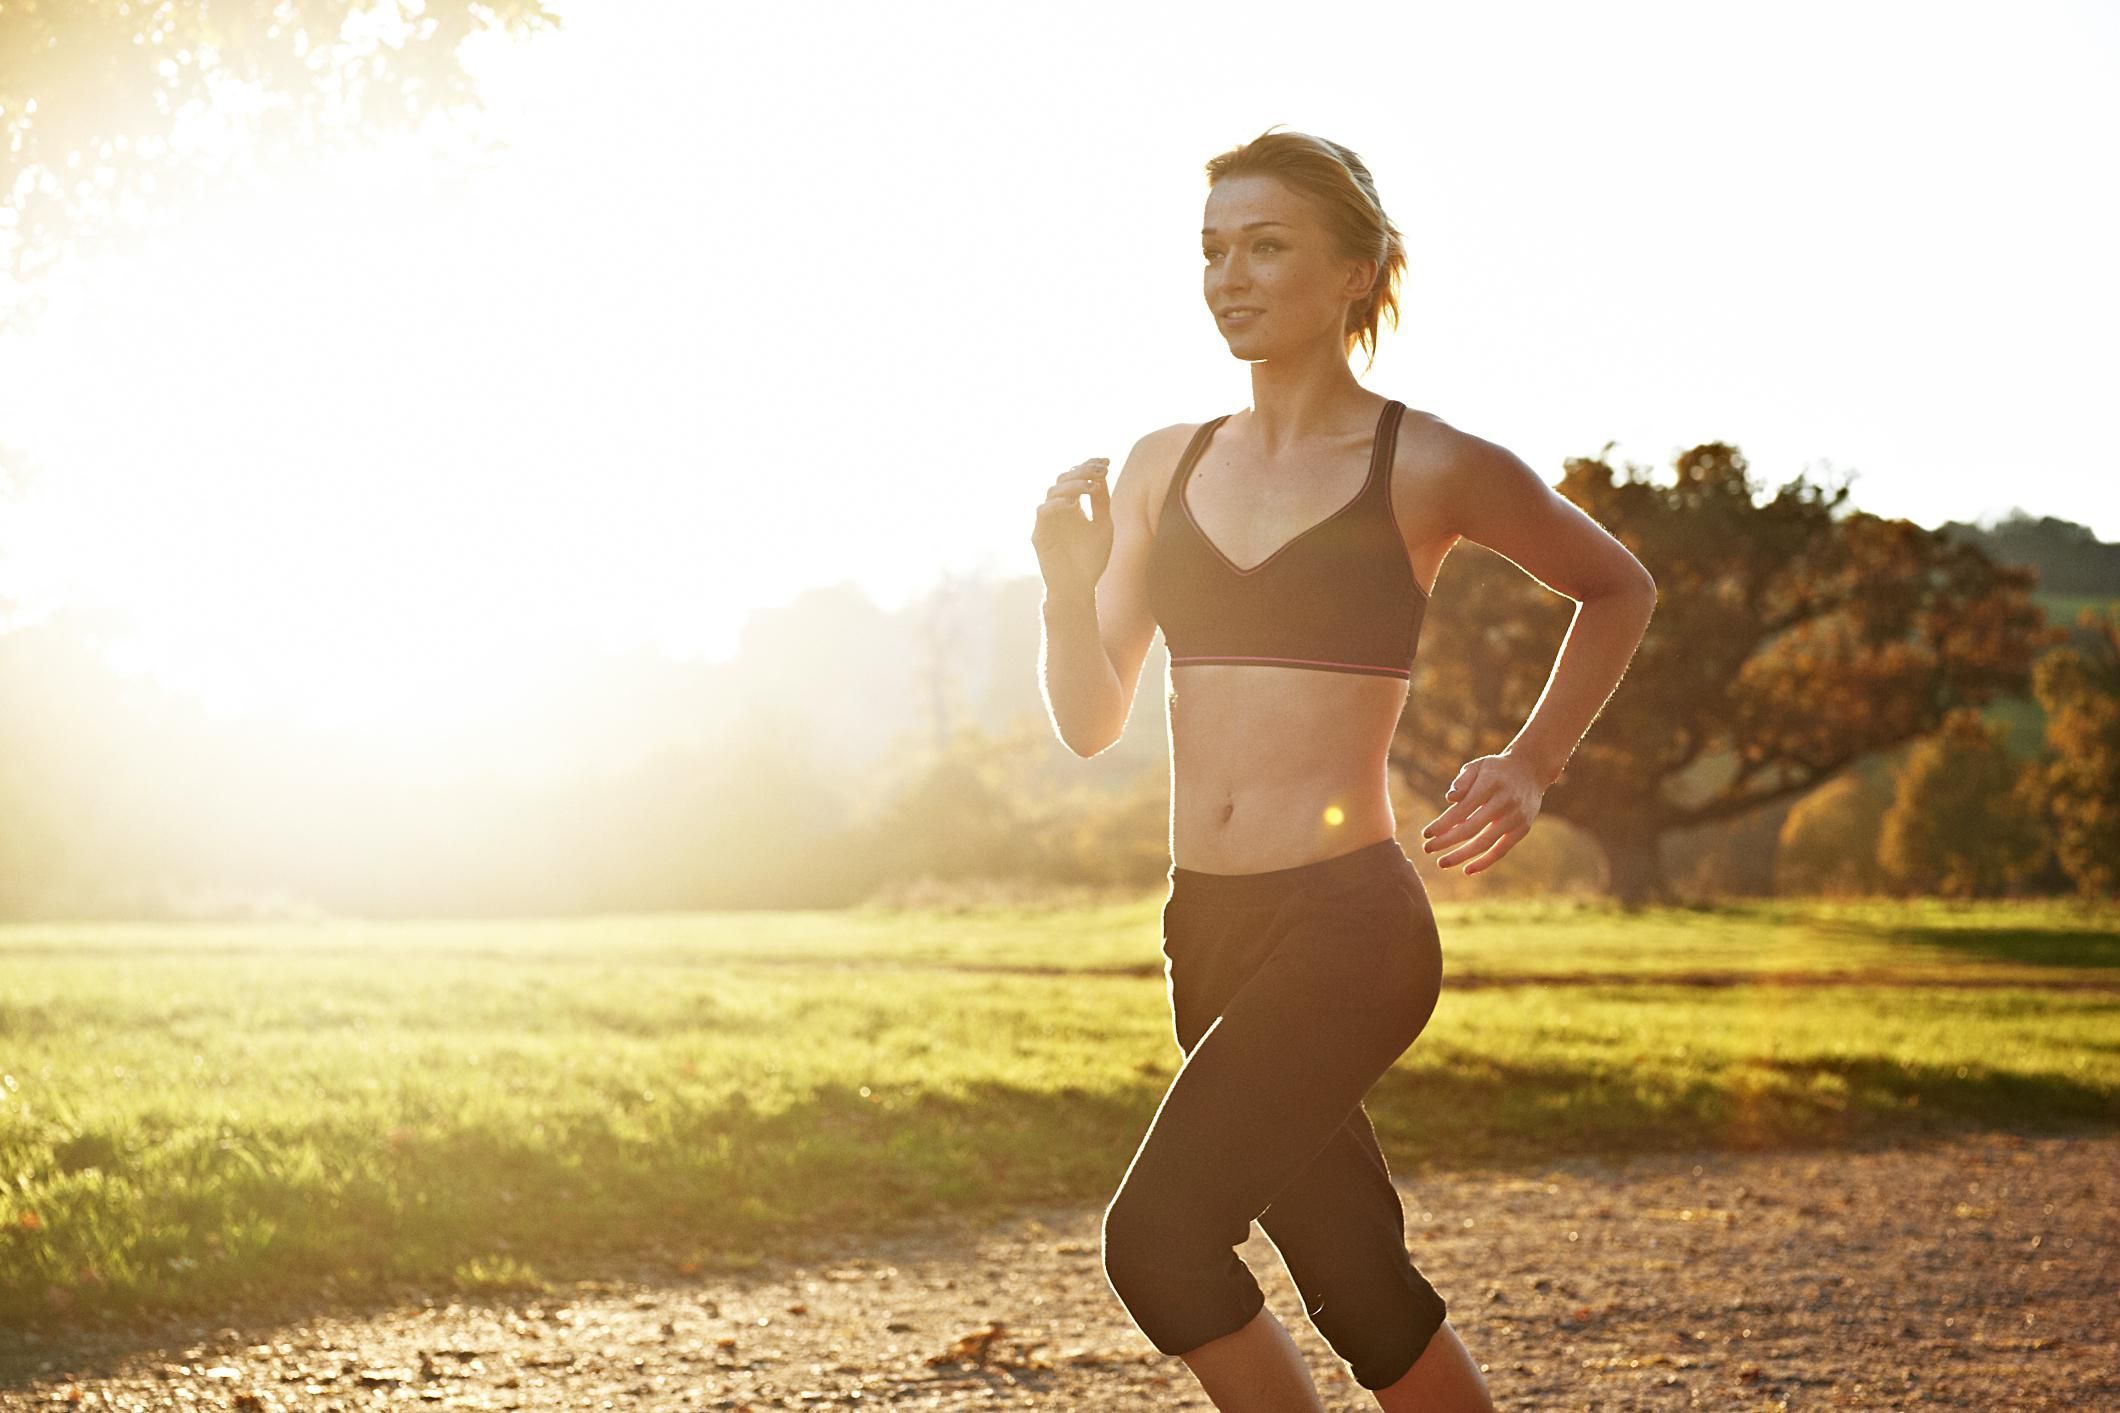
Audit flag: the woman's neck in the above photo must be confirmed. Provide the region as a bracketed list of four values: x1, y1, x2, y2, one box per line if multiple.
[1242, 353, 1373, 452]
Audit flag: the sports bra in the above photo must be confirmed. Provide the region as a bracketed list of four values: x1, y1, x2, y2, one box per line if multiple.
[1145, 399, 1427, 681]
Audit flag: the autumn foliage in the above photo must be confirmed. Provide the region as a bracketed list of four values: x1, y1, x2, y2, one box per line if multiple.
[2031, 609, 2120, 899]
[1878, 708, 2048, 898]
[1397, 442, 2059, 904]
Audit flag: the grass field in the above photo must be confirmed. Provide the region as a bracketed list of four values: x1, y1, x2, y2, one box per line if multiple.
[2, 896, 2115, 1333]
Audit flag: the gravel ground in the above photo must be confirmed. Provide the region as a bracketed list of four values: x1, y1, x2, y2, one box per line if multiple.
[3, 1129, 2112, 1410]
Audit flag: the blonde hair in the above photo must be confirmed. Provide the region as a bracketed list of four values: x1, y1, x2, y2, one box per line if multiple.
[1203, 127, 1406, 371]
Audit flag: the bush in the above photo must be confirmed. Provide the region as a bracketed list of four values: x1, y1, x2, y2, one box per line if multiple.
[1879, 708, 2047, 898]
[1777, 768, 1893, 896]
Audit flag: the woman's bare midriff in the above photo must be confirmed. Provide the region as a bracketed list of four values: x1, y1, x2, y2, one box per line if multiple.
[1148, 407, 1447, 876]
[1164, 665, 1408, 874]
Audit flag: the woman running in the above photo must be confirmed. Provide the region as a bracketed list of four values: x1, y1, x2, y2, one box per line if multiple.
[1030, 128, 1658, 1411]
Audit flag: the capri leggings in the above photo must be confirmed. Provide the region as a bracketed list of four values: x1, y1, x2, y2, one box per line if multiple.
[1100, 834, 1450, 1391]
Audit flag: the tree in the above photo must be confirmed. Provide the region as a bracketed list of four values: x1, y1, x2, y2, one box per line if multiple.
[1, 0, 558, 302]
[1878, 707, 2048, 898]
[915, 570, 970, 753]
[1393, 442, 2060, 905]
[1775, 766, 1894, 897]
[2032, 608, 2120, 900]
[860, 721, 1043, 887]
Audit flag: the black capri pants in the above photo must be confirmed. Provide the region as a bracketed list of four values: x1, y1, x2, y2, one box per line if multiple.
[1100, 834, 1450, 1391]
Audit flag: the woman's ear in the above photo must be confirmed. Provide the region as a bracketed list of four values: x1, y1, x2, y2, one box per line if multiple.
[1344, 255, 1379, 302]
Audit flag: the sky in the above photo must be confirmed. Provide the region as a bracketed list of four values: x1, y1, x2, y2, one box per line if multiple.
[0, 0, 2114, 733]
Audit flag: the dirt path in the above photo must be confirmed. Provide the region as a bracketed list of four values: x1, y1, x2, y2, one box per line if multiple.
[4, 1129, 2112, 1410]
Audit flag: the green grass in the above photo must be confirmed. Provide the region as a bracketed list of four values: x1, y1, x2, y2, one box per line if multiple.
[2, 897, 2114, 1333]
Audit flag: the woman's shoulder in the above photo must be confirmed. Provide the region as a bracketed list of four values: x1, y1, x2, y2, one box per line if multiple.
[1388, 401, 1497, 478]
[1125, 415, 1227, 483]
[1123, 417, 1223, 535]
[1131, 414, 1225, 454]
[1386, 396, 1452, 440]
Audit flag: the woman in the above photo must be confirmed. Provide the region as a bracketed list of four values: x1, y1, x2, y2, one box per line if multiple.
[1030, 129, 1657, 1412]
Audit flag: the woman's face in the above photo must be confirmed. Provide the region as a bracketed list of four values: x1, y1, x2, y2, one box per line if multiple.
[1201, 174, 1368, 360]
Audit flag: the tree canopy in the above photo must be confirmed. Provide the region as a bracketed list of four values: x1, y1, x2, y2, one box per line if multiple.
[0, 0, 557, 299]
[1395, 441, 2061, 904]
[2033, 609, 2120, 899]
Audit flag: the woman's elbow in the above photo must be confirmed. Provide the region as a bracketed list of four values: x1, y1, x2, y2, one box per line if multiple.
[1047, 707, 1115, 759]
[1061, 723, 1120, 759]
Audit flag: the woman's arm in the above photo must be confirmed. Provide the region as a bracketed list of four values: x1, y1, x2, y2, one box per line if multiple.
[1036, 427, 1179, 757]
[1418, 424, 1658, 873]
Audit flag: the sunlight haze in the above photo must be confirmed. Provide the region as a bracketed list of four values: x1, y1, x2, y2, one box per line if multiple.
[1, 0, 2113, 737]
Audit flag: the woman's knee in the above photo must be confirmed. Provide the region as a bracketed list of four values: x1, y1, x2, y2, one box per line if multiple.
[1100, 1175, 1222, 1311]
[1099, 1184, 1169, 1297]
[1100, 1185, 1267, 1357]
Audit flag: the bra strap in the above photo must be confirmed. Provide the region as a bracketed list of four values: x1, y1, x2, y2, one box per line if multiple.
[1158, 414, 1231, 523]
[1368, 401, 1405, 503]
[1374, 401, 1403, 472]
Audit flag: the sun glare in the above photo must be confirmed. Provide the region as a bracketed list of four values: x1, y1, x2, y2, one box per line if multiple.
[4, 134, 738, 750]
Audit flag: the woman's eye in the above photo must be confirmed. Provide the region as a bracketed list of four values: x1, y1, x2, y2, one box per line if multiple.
[1255, 241, 1281, 253]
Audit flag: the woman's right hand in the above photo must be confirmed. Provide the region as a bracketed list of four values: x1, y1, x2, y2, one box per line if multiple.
[1031, 457, 1113, 597]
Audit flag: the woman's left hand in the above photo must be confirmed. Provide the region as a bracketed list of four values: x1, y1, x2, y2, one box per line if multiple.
[1419, 752, 1547, 875]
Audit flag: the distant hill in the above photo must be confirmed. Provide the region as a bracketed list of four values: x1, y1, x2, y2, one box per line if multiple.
[1937, 510, 2120, 597]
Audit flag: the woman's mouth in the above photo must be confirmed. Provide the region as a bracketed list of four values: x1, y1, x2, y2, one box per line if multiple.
[1220, 308, 1263, 325]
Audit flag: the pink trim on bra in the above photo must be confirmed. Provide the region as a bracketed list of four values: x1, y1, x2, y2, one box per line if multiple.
[1170, 653, 1412, 679]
